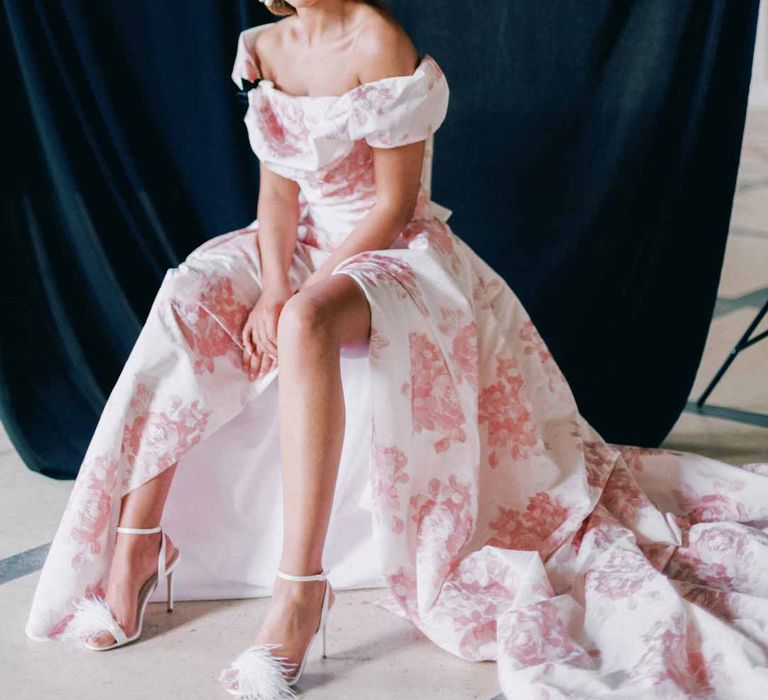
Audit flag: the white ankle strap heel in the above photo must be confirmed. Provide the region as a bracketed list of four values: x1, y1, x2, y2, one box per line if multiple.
[219, 568, 334, 697]
[62, 524, 181, 651]
[276, 569, 330, 662]
[115, 526, 174, 609]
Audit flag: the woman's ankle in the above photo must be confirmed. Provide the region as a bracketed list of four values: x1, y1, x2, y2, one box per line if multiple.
[272, 576, 326, 603]
[113, 530, 163, 561]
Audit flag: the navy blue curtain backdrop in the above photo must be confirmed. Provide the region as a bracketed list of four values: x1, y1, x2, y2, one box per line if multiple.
[1, 1, 759, 478]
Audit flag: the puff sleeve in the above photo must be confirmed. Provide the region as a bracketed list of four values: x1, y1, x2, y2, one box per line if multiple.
[325, 55, 450, 149]
[231, 24, 274, 90]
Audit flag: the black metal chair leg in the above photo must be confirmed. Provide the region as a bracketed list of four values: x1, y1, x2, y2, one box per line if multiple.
[696, 295, 768, 409]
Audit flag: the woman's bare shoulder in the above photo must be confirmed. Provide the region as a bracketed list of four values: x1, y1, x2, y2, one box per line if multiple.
[354, 6, 419, 81]
[248, 17, 295, 76]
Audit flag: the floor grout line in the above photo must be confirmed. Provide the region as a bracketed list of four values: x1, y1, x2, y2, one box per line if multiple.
[713, 287, 768, 318]
[734, 178, 768, 194]
[730, 225, 768, 240]
[0, 544, 50, 585]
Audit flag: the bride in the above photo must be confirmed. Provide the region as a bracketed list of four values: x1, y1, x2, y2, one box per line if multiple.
[25, 1, 768, 698]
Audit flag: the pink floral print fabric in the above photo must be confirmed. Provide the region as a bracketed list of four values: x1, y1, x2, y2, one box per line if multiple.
[25, 22, 768, 698]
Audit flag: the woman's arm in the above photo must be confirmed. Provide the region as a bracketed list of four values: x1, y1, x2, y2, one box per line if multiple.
[242, 28, 299, 296]
[299, 22, 424, 291]
[298, 140, 424, 291]
[256, 162, 299, 296]
[241, 162, 299, 379]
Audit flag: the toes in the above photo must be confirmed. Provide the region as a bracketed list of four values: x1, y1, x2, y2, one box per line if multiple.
[219, 644, 297, 698]
[87, 630, 117, 648]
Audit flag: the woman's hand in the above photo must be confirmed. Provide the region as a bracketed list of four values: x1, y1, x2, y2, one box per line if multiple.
[241, 284, 294, 380]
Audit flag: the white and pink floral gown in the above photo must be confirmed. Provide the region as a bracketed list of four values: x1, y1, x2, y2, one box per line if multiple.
[26, 23, 768, 698]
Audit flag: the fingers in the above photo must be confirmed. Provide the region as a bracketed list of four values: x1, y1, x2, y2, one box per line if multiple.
[257, 350, 271, 379]
[242, 310, 279, 381]
[248, 346, 261, 381]
[242, 319, 256, 371]
[246, 342, 277, 381]
[263, 324, 279, 358]
[256, 317, 278, 357]
[262, 353, 277, 377]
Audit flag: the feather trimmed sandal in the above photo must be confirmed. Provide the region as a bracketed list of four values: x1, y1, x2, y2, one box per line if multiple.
[219, 569, 333, 698]
[61, 525, 181, 651]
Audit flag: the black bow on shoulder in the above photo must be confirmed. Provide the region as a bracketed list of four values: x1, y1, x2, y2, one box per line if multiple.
[234, 78, 263, 105]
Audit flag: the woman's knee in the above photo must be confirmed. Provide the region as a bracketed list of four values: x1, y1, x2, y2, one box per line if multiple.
[277, 292, 336, 345]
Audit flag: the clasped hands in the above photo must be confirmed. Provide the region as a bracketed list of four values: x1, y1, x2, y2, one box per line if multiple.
[241, 284, 294, 381]
[241, 272, 324, 381]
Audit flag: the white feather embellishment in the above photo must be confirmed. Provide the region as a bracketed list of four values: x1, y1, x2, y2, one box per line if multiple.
[59, 596, 124, 648]
[219, 643, 298, 699]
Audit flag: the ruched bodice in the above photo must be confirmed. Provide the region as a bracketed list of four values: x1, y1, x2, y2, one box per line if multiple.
[231, 22, 452, 251]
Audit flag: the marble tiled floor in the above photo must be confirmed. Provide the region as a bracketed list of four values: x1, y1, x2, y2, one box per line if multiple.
[1, 110, 766, 699]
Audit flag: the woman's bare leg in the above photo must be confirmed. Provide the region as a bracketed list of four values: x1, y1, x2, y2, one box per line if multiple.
[251, 273, 371, 667]
[87, 465, 180, 647]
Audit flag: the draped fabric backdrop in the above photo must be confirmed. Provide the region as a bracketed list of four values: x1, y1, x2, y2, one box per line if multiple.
[1, 0, 759, 479]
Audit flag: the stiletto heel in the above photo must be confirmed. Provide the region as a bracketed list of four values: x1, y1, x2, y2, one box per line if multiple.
[219, 568, 334, 698]
[61, 525, 181, 651]
[167, 568, 175, 613]
[321, 618, 327, 659]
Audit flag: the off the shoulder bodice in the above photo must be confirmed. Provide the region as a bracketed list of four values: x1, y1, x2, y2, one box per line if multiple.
[231, 22, 452, 252]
